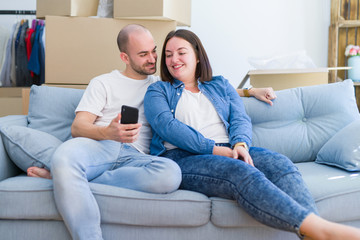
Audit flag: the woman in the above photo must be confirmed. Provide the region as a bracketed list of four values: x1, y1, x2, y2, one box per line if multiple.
[144, 29, 360, 239]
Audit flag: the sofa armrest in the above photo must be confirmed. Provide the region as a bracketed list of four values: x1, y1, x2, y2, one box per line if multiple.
[0, 115, 28, 181]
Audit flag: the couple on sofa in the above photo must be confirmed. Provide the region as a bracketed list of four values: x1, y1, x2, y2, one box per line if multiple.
[26, 24, 360, 240]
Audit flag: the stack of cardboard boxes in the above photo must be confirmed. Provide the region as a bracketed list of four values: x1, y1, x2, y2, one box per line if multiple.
[37, 0, 191, 87]
[1, 0, 191, 117]
[0, 88, 26, 117]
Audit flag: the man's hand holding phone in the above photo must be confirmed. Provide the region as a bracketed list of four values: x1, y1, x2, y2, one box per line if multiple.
[105, 106, 141, 143]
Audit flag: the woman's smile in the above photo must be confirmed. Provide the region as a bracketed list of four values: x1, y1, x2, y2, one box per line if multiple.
[165, 37, 198, 83]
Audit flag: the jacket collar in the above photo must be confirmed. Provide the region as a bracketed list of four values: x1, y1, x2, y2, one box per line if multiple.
[171, 78, 184, 88]
[171, 78, 207, 88]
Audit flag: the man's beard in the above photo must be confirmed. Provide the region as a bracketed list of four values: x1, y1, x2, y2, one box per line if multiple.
[130, 61, 157, 76]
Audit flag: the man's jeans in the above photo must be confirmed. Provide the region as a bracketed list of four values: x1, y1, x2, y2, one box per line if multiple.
[162, 146, 318, 237]
[51, 137, 181, 240]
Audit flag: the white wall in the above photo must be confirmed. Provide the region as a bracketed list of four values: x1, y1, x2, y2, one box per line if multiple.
[0, 0, 330, 87]
[185, 0, 331, 86]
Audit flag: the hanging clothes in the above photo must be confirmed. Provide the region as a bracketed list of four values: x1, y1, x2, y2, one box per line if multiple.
[16, 20, 32, 86]
[28, 23, 41, 85]
[39, 24, 45, 85]
[0, 26, 10, 84]
[0, 19, 46, 87]
[10, 22, 20, 86]
[0, 22, 18, 87]
[25, 27, 35, 61]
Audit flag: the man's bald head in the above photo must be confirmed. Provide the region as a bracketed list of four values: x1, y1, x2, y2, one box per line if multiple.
[117, 24, 151, 53]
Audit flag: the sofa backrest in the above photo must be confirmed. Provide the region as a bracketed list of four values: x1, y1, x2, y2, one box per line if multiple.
[26, 81, 360, 163]
[242, 79, 360, 163]
[27, 85, 84, 142]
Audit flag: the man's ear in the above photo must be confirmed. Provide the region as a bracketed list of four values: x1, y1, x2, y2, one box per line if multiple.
[120, 52, 129, 64]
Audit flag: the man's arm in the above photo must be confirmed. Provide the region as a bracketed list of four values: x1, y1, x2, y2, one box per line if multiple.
[71, 111, 141, 143]
[237, 87, 277, 106]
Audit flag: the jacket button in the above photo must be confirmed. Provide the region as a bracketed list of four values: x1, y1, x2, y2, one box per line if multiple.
[171, 109, 174, 113]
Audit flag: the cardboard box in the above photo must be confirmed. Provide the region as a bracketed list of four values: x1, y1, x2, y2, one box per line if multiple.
[113, 0, 191, 26]
[36, 0, 99, 18]
[0, 87, 29, 117]
[45, 16, 177, 85]
[239, 68, 340, 91]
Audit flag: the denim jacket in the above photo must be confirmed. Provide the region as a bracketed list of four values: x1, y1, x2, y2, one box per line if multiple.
[144, 75, 252, 156]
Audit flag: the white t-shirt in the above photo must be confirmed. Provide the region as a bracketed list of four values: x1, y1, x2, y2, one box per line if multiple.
[164, 89, 229, 150]
[76, 70, 159, 154]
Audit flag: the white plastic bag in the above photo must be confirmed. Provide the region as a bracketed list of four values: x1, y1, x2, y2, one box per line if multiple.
[248, 50, 317, 69]
[97, 0, 114, 18]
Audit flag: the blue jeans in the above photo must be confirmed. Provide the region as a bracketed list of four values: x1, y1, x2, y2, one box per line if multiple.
[161, 146, 318, 237]
[51, 137, 181, 240]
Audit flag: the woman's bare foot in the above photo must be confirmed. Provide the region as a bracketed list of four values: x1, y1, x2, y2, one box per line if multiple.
[27, 167, 52, 179]
[301, 213, 360, 240]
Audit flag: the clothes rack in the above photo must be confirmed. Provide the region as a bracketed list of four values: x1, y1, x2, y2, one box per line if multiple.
[0, 10, 36, 15]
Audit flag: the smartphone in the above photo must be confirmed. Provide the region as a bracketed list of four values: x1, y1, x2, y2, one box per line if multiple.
[120, 105, 139, 124]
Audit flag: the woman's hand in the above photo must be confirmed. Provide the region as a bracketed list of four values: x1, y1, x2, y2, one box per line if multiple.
[213, 146, 234, 158]
[233, 145, 254, 167]
[250, 87, 277, 106]
[213, 145, 254, 167]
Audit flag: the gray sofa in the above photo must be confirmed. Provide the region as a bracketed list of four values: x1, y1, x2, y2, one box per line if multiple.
[1, 80, 360, 240]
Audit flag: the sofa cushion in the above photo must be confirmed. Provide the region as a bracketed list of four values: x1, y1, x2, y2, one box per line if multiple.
[316, 119, 360, 171]
[297, 162, 360, 222]
[0, 125, 62, 172]
[0, 176, 210, 227]
[0, 115, 28, 180]
[211, 197, 262, 228]
[211, 162, 360, 227]
[242, 80, 360, 162]
[27, 85, 84, 142]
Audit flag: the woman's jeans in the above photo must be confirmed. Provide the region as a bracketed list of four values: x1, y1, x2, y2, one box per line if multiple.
[51, 137, 181, 240]
[161, 146, 318, 236]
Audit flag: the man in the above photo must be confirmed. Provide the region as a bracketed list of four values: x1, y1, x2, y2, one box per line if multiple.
[49, 25, 182, 240]
[27, 24, 276, 240]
